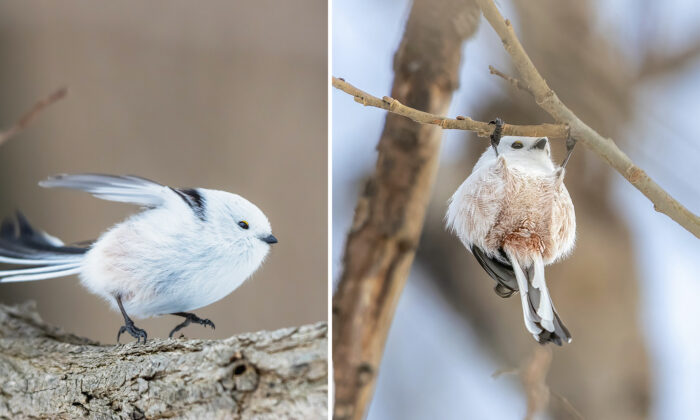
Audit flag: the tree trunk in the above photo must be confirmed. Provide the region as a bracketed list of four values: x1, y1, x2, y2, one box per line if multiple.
[332, 1, 481, 419]
[0, 302, 327, 419]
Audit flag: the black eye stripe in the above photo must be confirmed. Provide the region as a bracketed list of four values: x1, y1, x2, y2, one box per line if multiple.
[238, 221, 249, 230]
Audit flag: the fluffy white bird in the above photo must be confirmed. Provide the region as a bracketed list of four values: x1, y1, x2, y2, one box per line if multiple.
[446, 120, 576, 345]
[0, 174, 277, 343]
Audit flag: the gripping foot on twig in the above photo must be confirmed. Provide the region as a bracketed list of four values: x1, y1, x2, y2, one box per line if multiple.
[489, 118, 504, 156]
[168, 312, 216, 338]
[115, 295, 148, 344]
[561, 136, 577, 168]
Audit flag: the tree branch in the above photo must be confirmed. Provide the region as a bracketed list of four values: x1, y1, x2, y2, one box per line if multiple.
[0, 302, 327, 419]
[488, 65, 531, 96]
[474, 0, 700, 238]
[333, 77, 567, 138]
[0, 87, 68, 148]
[333, 1, 482, 418]
[334, 3, 700, 238]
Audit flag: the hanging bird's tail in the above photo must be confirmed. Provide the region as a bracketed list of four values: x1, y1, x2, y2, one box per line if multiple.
[0, 213, 88, 283]
[504, 249, 571, 346]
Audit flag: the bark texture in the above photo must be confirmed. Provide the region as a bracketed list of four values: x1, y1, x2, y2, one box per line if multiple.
[0, 302, 327, 419]
[332, 1, 481, 419]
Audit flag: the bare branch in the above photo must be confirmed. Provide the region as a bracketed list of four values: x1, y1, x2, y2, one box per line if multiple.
[0, 87, 68, 147]
[333, 1, 483, 418]
[521, 346, 552, 420]
[488, 65, 531, 96]
[482, 0, 699, 238]
[333, 77, 568, 138]
[552, 391, 586, 420]
[493, 347, 584, 420]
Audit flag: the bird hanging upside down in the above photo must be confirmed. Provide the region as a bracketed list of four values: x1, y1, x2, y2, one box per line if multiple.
[446, 119, 577, 345]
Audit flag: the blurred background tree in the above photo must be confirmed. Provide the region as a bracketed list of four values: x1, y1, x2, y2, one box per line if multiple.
[0, 0, 328, 343]
[333, 0, 700, 419]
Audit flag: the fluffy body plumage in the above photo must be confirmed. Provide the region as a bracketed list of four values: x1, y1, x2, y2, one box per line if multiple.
[446, 136, 576, 345]
[0, 174, 276, 340]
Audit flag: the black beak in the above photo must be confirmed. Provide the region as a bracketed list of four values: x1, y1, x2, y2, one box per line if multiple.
[261, 234, 278, 244]
[533, 138, 548, 150]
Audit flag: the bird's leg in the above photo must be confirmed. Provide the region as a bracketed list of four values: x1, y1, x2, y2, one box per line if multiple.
[489, 118, 504, 157]
[115, 295, 147, 344]
[561, 135, 577, 168]
[168, 312, 215, 338]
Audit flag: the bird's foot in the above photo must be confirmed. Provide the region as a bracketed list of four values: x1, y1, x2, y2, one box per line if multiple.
[489, 118, 504, 156]
[117, 320, 148, 344]
[561, 136, 577, 168]
[168, 312, 215, 338]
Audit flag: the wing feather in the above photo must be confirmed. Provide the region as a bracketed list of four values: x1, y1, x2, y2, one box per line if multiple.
[39, 173, 177, 208]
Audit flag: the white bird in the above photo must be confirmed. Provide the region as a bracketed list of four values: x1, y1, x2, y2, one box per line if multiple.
[446, 120, 576, 345]
[0, 174, 277, 343]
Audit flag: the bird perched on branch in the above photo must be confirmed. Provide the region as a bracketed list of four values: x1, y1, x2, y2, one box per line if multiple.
[446, 119, 577, 345]
[0, 174, 278, 343]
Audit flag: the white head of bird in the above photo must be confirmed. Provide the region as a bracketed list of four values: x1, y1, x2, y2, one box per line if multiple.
[473, 136, 555, 175]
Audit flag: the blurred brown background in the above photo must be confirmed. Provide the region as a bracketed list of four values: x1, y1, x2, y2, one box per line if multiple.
[0, 0, 327, 343]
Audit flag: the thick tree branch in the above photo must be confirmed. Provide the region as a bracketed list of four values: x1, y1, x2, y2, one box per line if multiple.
[333, 77, 567, 138]
[0, 87, 67, 147]
[475, 0, 700, 238]
[333, 1, 482, 419]
[0, 302, 327, 419]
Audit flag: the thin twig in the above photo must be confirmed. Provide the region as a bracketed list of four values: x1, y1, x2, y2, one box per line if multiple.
[493, 347, 584, 420]
[0, 87, 68, 148]
[488, 65, 531, 96]
[475, 0, 699, 238]
[491, 367, 519, 379]
[552, 392, 586, 420]
[333, 77, 569, 139]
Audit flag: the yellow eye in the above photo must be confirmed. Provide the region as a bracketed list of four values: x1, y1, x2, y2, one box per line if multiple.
[511, 141, 523, 149]
[238, 220, 249, 230]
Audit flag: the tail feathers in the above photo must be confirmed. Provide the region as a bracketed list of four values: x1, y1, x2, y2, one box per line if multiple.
[0, 265, 82, 283]
[505, 249, 572, 346]
[526, 285, 572, 346]
[0, 213, 86, 282]
[537, 311, 571, 346]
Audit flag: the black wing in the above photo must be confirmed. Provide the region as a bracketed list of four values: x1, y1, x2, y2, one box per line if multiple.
[470, 245, 518, 298]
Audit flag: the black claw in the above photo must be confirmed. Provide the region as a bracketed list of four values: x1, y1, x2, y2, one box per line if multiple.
[489, 118, 504, 156]
[117, 320, 148, 344]
[168, 313, 216, 338]
[115, 295, 147, 344]
[561, 136, 577, 168]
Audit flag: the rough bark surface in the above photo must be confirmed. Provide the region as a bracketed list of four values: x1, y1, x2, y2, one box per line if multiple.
[332, 1, 481, 419]
[0, 302, 327, 420]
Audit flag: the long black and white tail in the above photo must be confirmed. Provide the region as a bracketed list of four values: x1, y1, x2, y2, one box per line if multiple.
[0, 213, 87, 283]
[504, 250, 571, 346]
